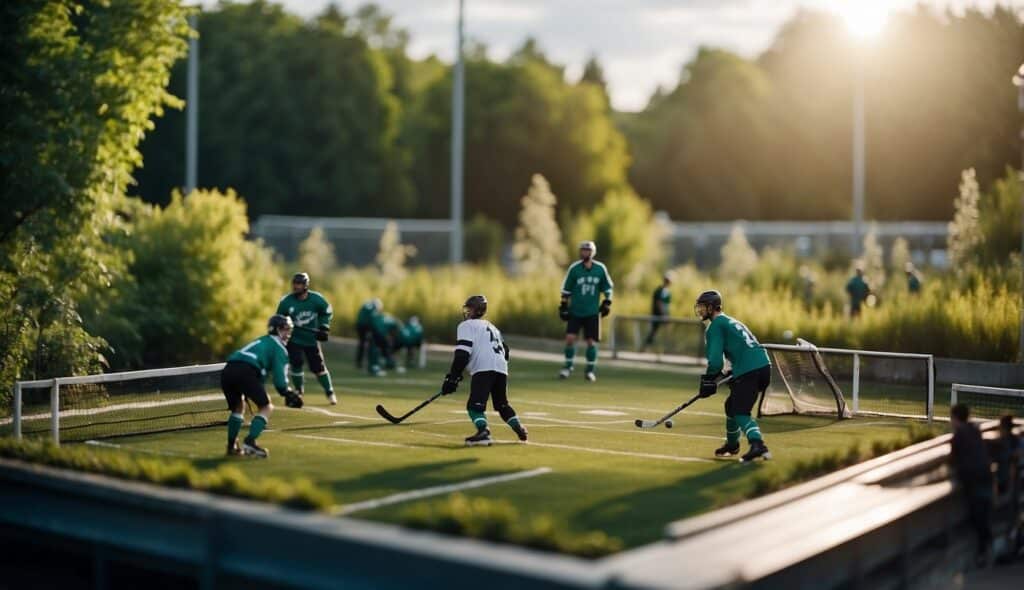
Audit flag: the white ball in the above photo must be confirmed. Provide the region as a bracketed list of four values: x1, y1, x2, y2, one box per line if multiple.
[783, 330, 794, 340]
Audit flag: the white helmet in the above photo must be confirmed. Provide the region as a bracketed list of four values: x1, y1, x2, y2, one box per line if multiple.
[578, 240, 596, 256]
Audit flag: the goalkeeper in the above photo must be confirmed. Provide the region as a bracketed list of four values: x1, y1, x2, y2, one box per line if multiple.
[695, 290, 772, 462]
[220, 315, 301, 458]
[558, 240, 614, 382]
[276, 272, 337, 405]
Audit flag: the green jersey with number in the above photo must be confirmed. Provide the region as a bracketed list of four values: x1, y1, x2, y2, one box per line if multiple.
[276, 291, 333, 347]
[560, 260, 613, 317]
[227, 334, 290, 391]
[704, 313, 770, 378]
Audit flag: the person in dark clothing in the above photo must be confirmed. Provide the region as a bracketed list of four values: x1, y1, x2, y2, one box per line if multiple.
[949, 404, 993, 565]
[993, 415, 1021, 495]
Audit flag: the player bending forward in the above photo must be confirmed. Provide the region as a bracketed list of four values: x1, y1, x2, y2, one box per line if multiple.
[559, 240, 613, 382]
[440, 295, 528, 447]
[220, 315, 301, 458]
[695, 290, 772, 462]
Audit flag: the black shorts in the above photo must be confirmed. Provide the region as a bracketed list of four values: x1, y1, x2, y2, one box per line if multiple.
[467, 371, 510, 411]
[221, 361, 270, 409]
[287, 341, 326, 374]
[725, 365, 771, 417]
[566, 314, 601, 341]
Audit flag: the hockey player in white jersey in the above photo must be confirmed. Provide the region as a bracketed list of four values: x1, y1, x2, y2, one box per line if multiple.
[440, 295, 528, 446]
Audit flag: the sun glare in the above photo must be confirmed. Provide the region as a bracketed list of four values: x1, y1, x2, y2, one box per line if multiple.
[839, 1, 889, 38]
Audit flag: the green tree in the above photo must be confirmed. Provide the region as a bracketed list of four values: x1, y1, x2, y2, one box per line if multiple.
[719, 224, 758, 283]
[135, 1, 413, 218]
[976, 167, 1022, 266]
[377, 221, 417, 283]
[298, 226, 337, 279]
[0, 1, 191, 389]
[513, 174, 567, 275]
[948, 168, 982, 269]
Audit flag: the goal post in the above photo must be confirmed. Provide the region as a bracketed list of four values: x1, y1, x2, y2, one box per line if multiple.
[950, 383, 1024, 421]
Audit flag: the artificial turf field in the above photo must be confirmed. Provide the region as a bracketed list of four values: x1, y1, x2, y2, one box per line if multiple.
[79, 344, 920, 550]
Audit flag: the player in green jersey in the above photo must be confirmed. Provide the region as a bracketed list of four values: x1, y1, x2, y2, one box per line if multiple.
[845, 266, 871, 318]
[276, 273, 337, 405]
[392, 316, 424, 371]
[368, 311, 399, 376]
[695, 290, 772, 462]
[355, 298, 382, 369]
[644, 272, 672, 349]
[559, 241, 613, 382]
[221, 315, 300, 458]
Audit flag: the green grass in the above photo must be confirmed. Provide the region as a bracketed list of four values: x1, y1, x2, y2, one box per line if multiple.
[42, 345, 922, 550]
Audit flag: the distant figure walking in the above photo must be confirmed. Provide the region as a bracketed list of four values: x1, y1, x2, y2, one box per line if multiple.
[845, 266, 870, 318]
[644, 273, 672, 349]
[905, 262, 922, 294]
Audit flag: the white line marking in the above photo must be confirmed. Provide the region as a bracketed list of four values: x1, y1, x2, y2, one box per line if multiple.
[580, 409, 627, 416]
[84, 439, 201, 459]
[291, 434, 416, 449]
[507, 441, 711, 463]
[335, 467, 553, 515]
[524, 423, 720, 440]
[301, 407, 376, 421]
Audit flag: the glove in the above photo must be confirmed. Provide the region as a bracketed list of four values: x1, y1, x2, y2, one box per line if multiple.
[316, 327, 329, 342]
[441, 373, 462, 395]
[698, 375, 718, 398]
[599, 299, 612, 317]
[558, 301, 570, 321]
[284, 391, 304, 408]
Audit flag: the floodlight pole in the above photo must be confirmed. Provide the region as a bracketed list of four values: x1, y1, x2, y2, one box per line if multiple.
[185, 14, 199, 195]
[1013, 63, 1024, 362]
[852, 53, 866, 258]
[449, 0, 465, 265]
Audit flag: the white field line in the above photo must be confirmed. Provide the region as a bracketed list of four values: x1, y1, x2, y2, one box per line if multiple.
[1, 393, 222, 426]
[84, 439, 201, 459]
[335, 467, 553, 516]
[300, 407, 376, 421]
[524, 423, 720, 440]
[515, 397, 720, 419]
[291, 434, 417, 449]
[500, 440, 712, 463]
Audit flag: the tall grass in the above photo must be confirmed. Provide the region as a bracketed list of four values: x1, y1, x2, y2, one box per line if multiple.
[316, 262, 1019, 361]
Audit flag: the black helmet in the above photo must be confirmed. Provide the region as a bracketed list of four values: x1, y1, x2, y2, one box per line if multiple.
[463, 294, 488, 319]
[694, 290, 722, 320]
[292, 272, 310, 287]
[268, 314, 294, 338]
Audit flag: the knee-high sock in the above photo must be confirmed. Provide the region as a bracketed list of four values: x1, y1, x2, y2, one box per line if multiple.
[227, 413, 244, 445]
[316, 371, 333, 394]
[468, 409, 488, 431]
[585, 345, 598, 372]
[248, 414, 268, 441]
[734, 414, 763, 442]
[725, 416, 741, 445]
[563, 346, 575, 369]
[290, 369, 304, 391]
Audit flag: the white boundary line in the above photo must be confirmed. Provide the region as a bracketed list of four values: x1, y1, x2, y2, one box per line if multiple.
[335, 467, 553, 515]
[84, 439, 201, 459]
[515, 441, 711, 463]
[291, 434, 417, 449]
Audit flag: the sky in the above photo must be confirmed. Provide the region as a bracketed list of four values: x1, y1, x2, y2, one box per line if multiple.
[203, 1, 1023, 111]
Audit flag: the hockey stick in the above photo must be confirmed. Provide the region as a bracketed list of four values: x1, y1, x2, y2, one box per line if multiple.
[634, 374, 733, 429]
[376, 391, 443, 424]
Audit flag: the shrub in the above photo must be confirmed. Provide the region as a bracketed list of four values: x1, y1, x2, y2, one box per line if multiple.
[0, 438, 333, 511]
[402, 493, 622, 558]
[465, 214, 506, 265]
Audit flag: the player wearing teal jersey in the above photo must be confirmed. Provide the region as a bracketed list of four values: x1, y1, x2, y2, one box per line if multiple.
[355, 298, 382, 368]
[221, 315, 299, 458]
[559, 241, 613, 382]
[644, 273, 673, 348]
[393, 316, 424, 370]
[695, 290, 772, 462]
[276, 273, 337, 405]
[368, 311, 399, 376]
[845, 266, 871, 318]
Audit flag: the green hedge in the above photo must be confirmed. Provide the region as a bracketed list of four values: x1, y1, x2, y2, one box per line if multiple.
[401, 493, 623, 558]
[0, 438, 333, 511]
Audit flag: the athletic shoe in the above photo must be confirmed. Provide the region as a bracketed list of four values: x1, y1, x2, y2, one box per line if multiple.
[585, 371, 596, 382]
[464, 428, 493, 447]
[242, 437, 269, 458]
[741, 440, 771, 463]
[510, 421, 529, 442]
[714, 441, 740, 457]
[326, 392, 338, 406]
[559, 367, 572, 379]
[226, 439, 242, 456]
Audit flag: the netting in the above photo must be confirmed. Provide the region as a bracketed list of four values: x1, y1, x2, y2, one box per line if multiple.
[2, 364, 226, 443]
[760, 344, 850, 418]
[609, 315, 705, 364]
[951, 384, 1024, 421]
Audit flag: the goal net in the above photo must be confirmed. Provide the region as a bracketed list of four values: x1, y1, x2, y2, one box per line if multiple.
[950, 384, 1024, 421]
[3, 364, 227, 444]
[608, 315, 706, 365]
[760, 340, 935, 420]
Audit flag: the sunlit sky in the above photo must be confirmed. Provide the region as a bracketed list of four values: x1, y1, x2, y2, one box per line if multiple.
[201, 1, 1023, 111]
